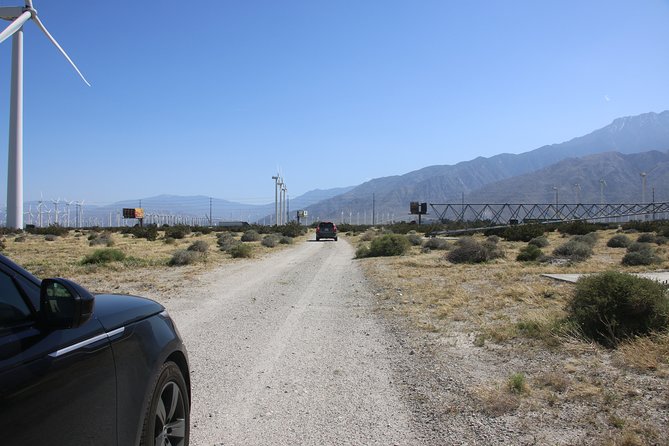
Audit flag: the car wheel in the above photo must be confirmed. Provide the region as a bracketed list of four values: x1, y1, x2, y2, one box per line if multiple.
[334, 237, 338, 241]
[140, 362, 190, 446]
[316, 237, 320, 241]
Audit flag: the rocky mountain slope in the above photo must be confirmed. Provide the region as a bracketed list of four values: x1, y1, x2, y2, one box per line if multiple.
[306, 111, 669, 221]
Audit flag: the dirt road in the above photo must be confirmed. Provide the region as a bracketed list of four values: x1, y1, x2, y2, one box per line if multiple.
[163, 238, 425, 445]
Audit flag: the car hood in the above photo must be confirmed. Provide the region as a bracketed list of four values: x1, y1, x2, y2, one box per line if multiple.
[93, 294, 165, 331]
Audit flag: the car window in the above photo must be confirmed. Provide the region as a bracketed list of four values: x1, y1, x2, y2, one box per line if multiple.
[0, 271, 33, 329]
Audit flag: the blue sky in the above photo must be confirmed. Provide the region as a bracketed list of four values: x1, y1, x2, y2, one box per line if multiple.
[0, 0, 668, 206]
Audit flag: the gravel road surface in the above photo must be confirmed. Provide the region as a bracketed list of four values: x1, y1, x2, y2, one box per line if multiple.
[164, 239, 426, 446]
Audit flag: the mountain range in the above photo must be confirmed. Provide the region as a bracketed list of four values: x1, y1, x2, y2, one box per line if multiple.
[304, 110, 669, 222]
[23, 110, 669, 226]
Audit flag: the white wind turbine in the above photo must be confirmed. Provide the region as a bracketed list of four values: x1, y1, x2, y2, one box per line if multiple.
[0, 1, 90, 229]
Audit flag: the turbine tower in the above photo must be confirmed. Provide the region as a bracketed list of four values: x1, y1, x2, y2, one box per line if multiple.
[0, 1, 90, 229]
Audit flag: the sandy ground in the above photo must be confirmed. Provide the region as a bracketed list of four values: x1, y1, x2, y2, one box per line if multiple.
[160, 238, 430, 445]
[106, 233, 668, 446]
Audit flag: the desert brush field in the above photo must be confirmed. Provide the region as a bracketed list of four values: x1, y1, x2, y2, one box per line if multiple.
[2, 223, 668, 445]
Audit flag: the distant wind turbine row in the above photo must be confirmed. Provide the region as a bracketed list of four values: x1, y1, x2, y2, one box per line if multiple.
[0, 0, 89, 229]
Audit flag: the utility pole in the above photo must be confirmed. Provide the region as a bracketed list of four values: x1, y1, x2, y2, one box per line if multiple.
[209, 197, 213, 226]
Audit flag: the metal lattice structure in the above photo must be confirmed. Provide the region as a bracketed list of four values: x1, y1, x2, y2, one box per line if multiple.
[429, 202, 669, 224]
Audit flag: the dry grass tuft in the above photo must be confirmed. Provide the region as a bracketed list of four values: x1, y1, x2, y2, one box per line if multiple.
[475, 385, 521, 416]
[535, 371, 570, 393]
[614, 332, 669, 375]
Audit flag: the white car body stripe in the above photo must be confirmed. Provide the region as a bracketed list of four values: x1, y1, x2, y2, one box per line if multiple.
[49, 327, 125, 358]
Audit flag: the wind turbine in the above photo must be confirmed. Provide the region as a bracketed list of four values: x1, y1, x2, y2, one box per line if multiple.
[0, 1, 90, 229]
[64, 199, 73, 227]
[52, 197, 60, 225]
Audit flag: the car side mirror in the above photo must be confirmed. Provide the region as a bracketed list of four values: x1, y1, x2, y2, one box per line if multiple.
[40, 278, 95, 329]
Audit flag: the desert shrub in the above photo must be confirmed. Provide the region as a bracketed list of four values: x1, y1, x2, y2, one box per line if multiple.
[217, 233, 240, 251]
[422, 237, 450, 250]
[241, 230, 261, 242]
[607, 234, 632, 248]
[229, 243, 253, 258]
[187, 240, 209, 253]
[89, 233, 114, 247]
[360, 230, 376, 242]
[406, 233, 423, 246]
[192, 226, 213, 235]
[164, 237, 176, 245]
[279, 236, 294, 245]
[500, 224, 545, 242]
[655, 235, 668, 245]
[486, 235, 500, 244]
[571, 232, 598, 247]
[517, 244, 542, 262]
[569, 271, 669, 347]
[627, 242, 653, 253]
[528, 236, 549, 248]
[482, 239, 505, 259]
[169, 249, 200, 266]
[14, 235, 26, 243]
[126, 225, 158, 241]
[82, 249, 126, 264]
[622, 249, 661, 266]
[355, 244, 371, 259]
[0, 240, 5, 251]
[637, 233, 656, 244]
[448, 237, 503, 264]
[164, 225, 191, 240]
[365, 234, 411, 257]
[44, 234, 58, 242]
[27, 224, 69, 237]
[279, 222, 307, 238]
[552, 240, 593, 261]
[261, 235, 279, 248]
[558, 220, 602, 236]
[623, 221, 664, 234]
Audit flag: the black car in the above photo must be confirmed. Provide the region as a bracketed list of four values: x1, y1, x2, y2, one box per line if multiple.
[316, 221, 338, 241]
[0, 253, 190, 446]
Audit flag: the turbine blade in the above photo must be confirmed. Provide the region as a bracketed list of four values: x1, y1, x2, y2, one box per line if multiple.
[0, 11, 32, 45]
[32, 14, 91, 86]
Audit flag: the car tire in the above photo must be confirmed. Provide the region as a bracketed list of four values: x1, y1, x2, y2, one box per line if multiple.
[316, 237, 320, 241]
[334, 237, 338, 241]
[140, 361, 190, 446]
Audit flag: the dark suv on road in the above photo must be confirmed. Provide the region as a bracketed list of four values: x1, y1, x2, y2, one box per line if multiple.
[0, 253, 190, 446]
[316, 221, 338, 241]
